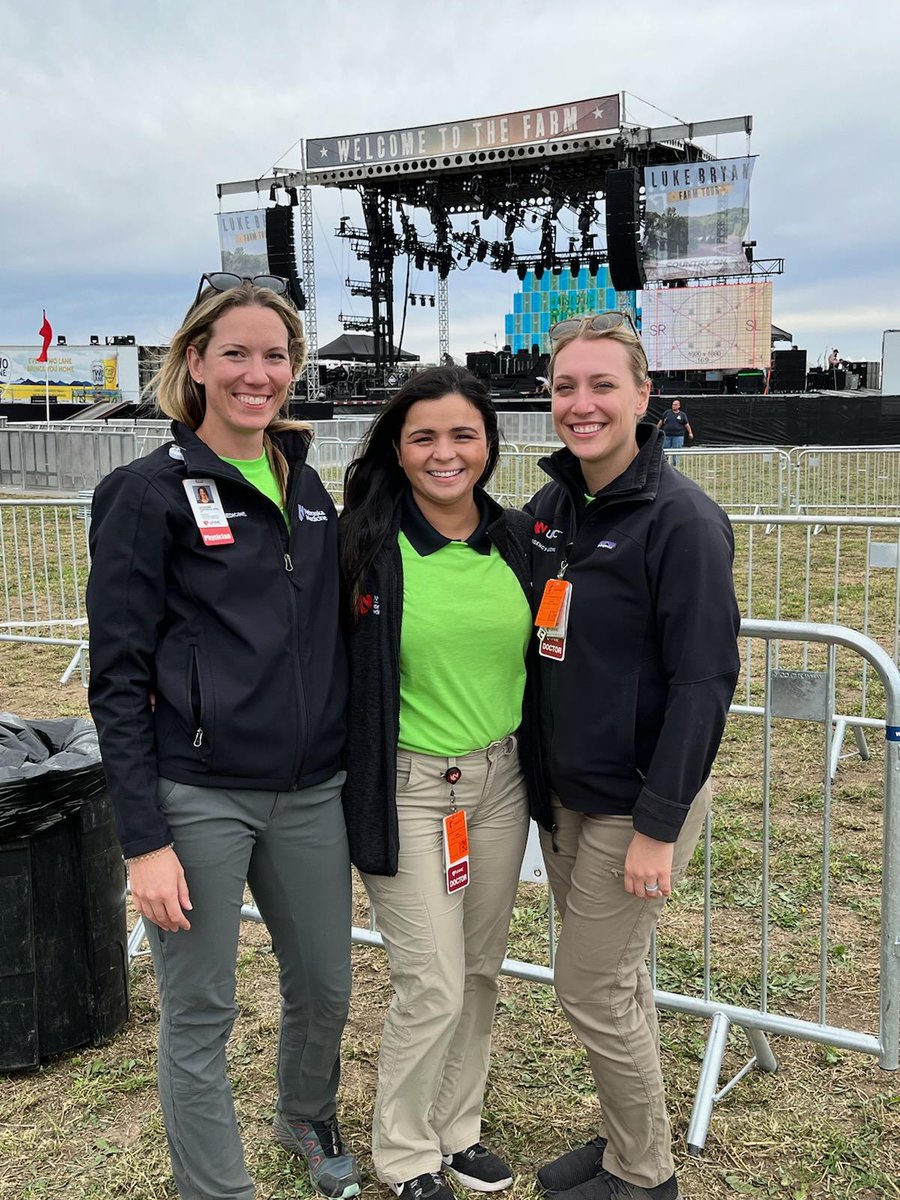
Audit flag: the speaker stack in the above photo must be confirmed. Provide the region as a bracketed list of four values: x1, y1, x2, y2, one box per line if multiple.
[265, 207, 306, 309]
[605, 168, 646, 293]
[771, 349, 807, 393]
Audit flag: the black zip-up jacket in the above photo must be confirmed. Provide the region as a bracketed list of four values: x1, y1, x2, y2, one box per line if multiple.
[527, 424, 740, 842]
[340, 489, 548, 875]
[86, 422, 347, 859]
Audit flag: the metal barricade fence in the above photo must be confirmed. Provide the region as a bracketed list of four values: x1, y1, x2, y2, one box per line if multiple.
[791, 445, 900, 515]
[0, 497, 92, 683]
[732, 515, 900, 774]
[123, 619, 900, 1156]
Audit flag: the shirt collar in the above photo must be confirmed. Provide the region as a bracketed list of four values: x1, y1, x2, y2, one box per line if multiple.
[400, 489, 492, 556]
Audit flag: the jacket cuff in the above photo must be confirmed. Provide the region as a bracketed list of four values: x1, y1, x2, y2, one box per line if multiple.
[632, 786, 691, 843]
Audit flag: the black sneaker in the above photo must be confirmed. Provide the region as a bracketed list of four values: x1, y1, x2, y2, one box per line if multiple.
[273, 1113, 361, 1198]
[442, 1143, 513, 1192]
[390, 1171, 455, 1200]
[552, 1168, 680, 1200]
[537, 1136, 608, 1194]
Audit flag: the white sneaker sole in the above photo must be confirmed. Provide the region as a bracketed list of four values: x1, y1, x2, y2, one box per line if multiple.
[444, 1166, 513, 1193]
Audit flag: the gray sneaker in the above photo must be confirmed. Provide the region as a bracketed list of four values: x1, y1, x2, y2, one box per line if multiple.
[273, 1113, 361, 1198]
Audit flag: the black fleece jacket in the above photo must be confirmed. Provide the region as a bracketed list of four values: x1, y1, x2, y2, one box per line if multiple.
[86, 422, 347, 858]
[526, 424, 740, 842]
[340, 489, 549, 876]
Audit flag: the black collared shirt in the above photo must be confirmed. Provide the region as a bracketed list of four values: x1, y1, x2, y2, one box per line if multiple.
[400, 489, 492, 556]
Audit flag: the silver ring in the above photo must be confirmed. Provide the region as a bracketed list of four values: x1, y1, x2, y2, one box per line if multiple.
[645, 882, 660, 893]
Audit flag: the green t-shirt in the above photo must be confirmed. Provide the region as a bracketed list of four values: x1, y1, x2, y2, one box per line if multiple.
[397, 529, 531, 756]
[220, 450, 287, 524]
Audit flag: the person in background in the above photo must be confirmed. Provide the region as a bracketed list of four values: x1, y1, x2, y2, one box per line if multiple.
[339, 366, 544, 1200]
[655, 398, 693, 466]
[527, 312, 740, 1200]
[87, 274, 358, 1200]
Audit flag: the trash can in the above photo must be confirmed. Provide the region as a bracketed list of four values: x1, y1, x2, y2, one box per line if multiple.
[0, 713, 129, 1070]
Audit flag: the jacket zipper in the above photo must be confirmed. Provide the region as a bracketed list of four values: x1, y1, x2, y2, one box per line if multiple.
[188, 644, 206, 749]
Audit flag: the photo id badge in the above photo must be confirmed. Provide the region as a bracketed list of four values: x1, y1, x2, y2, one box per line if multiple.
[443, 808, 470, 894]
[537, 578, 572, 662]
[183, 479, 234, 547]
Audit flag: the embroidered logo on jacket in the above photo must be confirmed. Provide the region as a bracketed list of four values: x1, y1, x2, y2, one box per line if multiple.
[358, 593, 381, 616]
[297, 504, 328, 523]
[597, 539, 617, 550]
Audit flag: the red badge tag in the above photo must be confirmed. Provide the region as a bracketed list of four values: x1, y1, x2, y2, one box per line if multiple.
[443, 809, 470, 894]
[183, 479, 234, 547]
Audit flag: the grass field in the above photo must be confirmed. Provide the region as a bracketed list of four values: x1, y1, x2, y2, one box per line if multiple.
[0, 641, 898, 1200]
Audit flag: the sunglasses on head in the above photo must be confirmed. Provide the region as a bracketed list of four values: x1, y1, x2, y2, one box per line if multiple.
[194, 272, 289, 306]
[549, 311, 638, 342]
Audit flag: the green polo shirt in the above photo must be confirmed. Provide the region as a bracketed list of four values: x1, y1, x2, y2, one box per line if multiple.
[397, 494, 531, 756]
[220, 450, 287, 524]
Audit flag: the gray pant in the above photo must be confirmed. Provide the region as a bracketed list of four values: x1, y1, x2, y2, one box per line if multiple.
[145, 773, 352, 1200]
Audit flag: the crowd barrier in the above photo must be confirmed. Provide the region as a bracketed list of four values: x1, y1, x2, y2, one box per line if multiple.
[4, 422, 900, 515]
[125, 620, 900, 1155]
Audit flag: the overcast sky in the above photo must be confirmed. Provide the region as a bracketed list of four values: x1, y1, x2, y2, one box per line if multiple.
[1, 0, 897, 370]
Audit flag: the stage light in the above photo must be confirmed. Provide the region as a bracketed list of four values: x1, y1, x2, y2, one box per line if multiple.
[534, 264, 544, 281]
[482, 202, 494, 220]
[471, 219, 481, 236]
[476, 240, 488, 262]
[415, 248, 426, 271]
[505, 214, 517, 239]
[438, 258, 451, 280]
[429, 296, 435, 307]
[570, 258, 580, 277]
[410, 295, 416, 306]
[588, 255, 600, 276]
[517, 263, 528, 281]
[269, 183, 278, 202]
[287, 187, 299, 206]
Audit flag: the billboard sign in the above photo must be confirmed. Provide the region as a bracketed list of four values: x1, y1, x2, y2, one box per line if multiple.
[0, 345, 140, 402]
[642, 156, 756, 281]
[217, 209, 269, 276]
[305, 95, 620, 170]
[642, 282, 772, 371]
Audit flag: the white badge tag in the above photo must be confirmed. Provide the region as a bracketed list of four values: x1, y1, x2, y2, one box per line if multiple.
[183, 479, 234, 547]
[537, 579, 572, 662]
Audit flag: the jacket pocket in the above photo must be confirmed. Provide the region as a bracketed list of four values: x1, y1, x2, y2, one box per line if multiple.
[186, 643, 209, 754]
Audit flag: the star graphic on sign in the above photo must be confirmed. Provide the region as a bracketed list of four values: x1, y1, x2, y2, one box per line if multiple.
[320, 145, 329, 158]
[592, 106, 605, 120]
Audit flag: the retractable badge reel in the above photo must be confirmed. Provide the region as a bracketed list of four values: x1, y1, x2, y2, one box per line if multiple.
[442, 765, 469, 893]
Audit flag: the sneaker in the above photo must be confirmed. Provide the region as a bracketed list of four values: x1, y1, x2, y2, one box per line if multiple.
[552, 1168, 680, 1200]
[390, 1171, 455, 1200]
[273, 1113, 361, 1198]
[442, 1143, 513, 1192]
[537, 1136, 608, 1193]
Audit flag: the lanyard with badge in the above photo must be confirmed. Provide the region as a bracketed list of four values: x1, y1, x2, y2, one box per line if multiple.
[535, 548, 572, 662]
[442, 764, 469, 894]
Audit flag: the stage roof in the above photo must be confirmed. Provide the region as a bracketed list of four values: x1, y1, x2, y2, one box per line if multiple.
[318, 333, 419, 362]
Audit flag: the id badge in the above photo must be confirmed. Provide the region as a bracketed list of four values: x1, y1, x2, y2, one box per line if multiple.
[183, 479, 234, 547]
[536, 578, 572, 662]
[443, 809, 470, 894]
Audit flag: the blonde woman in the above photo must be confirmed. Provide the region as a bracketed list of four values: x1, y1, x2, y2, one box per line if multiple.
[87, 274, 358, 1200]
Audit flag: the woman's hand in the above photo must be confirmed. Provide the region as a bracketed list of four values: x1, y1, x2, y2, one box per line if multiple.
[624, 832, 676, 900]
[129, 848, 192, 932]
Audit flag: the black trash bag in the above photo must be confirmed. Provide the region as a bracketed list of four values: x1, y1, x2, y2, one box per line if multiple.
[0, 712, 107, 841]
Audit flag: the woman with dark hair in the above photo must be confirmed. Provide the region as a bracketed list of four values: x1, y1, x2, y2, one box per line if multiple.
[86, 275, 359, 1200]
[340, 366, 542, 1200]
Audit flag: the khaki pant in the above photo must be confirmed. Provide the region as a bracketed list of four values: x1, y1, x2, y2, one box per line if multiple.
[539, 781, 711, 1190]
[362, 737, 529, 1185]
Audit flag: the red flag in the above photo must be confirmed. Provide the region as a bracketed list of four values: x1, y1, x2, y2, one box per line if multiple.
[37, 311, 53, 363]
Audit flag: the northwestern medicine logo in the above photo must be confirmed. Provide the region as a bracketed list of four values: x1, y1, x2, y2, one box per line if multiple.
[297, 504, 328, 523]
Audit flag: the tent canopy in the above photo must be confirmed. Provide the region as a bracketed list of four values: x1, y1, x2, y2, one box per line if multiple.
[317, 333, 419, 362]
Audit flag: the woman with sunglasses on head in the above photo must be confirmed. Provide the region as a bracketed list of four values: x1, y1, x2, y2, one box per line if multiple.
[86, 273, 359, 1200]
[340, 367, 544, 1200]
[528, 314, 740, 1200]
